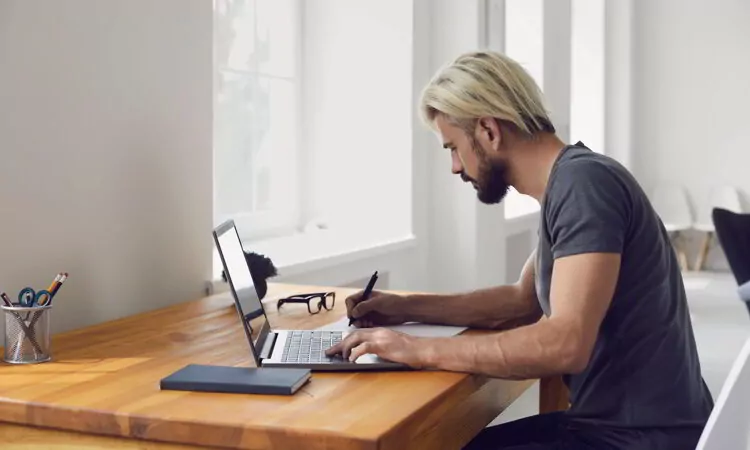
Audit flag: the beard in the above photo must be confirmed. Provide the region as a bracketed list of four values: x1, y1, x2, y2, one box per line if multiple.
[461, 140, 510, 205]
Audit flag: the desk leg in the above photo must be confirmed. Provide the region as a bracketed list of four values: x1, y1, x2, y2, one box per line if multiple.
[695, 231, 713, 272]
[539, 376, 568, 413]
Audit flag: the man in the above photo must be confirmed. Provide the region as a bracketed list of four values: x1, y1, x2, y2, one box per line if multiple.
[325, 50, 713, 449]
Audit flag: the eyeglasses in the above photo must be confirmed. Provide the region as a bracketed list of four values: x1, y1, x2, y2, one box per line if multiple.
[276, 292, 336, 315]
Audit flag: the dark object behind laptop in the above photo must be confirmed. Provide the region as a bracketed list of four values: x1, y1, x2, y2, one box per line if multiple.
[222, 251, 277, 300]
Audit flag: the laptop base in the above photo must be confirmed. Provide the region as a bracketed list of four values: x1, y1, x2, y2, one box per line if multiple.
[262, 330, 409, 372]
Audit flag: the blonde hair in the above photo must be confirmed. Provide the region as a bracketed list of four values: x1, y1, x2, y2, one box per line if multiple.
[419, 50, 554, 136]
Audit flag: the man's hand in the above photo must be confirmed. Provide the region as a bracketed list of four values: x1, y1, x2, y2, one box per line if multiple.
[325, 328, 432, 368]
[346, 290, 409, 328]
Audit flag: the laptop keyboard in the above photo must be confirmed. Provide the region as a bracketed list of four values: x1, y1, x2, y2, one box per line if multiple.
[281, 331, 343, 364]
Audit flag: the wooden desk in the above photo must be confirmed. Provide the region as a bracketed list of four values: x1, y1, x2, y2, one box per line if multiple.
[0, 284, 556, 449]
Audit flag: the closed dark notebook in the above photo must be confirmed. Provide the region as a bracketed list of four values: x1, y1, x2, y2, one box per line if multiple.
[160, 364, 311, 396]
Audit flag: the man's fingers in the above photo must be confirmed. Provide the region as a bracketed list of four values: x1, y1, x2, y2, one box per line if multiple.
[340, 335, 363, 359]
[352, 318, 374, 328]
[350, 300, 378, 320]
[344, 291, 364, 312]
[325, 341, 344, 356]
[348, 341, 375, 362]
[325, 330, 370, 358]
[346, 290, 385, 317]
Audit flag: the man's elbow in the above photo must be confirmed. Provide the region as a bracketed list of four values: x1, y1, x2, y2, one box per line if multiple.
[558, 336, 592, 375]
[564, 351, 591, 374]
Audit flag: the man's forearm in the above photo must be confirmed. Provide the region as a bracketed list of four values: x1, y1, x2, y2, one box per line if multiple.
[420, 318, 585, 380]
[399, 285, 542, 330]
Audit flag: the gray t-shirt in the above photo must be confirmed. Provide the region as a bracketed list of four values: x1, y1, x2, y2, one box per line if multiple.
[535, 143, 714, 432]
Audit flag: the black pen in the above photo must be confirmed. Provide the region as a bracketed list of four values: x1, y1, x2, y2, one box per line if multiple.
[349, 271, 378, 326]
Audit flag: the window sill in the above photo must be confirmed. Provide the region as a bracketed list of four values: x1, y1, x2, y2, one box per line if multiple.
[504, 208, 540, 235]
[504, 190, 540, 218]
[208, 230, 417, 294]
[503, 189, 541, 234]
[505, 205, 540, 221]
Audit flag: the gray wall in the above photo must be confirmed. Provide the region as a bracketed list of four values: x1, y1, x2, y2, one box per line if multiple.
[0, 0, 213, 338]
[632, 0, 750, 269]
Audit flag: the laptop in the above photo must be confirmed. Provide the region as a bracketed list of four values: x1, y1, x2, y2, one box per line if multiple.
[212, 219, 407, 371]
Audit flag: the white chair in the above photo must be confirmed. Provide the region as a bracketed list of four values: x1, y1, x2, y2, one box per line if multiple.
[651, 184, 694, 271]
[696, 334, 750, 450]
[694, 186, 744, 271]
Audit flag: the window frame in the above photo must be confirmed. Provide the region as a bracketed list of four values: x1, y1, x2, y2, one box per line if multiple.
[500, 0, 544, 220]
[213, 0, 304, 242]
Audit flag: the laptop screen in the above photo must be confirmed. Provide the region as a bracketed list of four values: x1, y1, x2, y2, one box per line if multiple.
[213, 220, 271, 365]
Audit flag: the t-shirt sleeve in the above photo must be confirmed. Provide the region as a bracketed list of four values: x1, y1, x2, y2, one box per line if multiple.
[545, 159, 631, 259]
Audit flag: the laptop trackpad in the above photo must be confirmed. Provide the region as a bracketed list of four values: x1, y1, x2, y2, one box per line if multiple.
[353, 353, 394, 364]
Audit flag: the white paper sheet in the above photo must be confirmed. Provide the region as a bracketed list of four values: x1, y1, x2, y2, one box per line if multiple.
[317, 316, 467, 338]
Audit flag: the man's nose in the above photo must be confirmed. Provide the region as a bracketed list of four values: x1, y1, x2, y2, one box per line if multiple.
[451, 151, 463, 174]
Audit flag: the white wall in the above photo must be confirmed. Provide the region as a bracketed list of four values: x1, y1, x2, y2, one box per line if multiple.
[632, 0, 750, 269]
[301, 0, 412, 238]
[604, 0, 633, 169]
[543, 0, 572, 143]
[570, 0, 604, 153]
[0, 0, 213, 337]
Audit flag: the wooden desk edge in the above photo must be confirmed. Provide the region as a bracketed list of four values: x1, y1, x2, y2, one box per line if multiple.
[0, 404, 374, 450]
[0, 284, 568, 449]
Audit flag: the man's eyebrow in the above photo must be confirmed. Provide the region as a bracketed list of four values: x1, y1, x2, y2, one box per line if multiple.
[442, 141, 454, 149]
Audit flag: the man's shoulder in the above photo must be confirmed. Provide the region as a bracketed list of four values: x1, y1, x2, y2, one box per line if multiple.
[547, 146, 633, 200]
[542, 145, 639, 232]
[553, 146, 624, 180]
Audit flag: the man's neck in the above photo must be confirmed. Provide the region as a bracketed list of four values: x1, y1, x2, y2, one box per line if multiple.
[508, 133, 567, 202]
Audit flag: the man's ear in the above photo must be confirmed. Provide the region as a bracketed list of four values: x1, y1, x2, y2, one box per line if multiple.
[476, 117, 502, 151]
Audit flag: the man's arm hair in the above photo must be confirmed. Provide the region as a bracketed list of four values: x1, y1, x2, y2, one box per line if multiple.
[399, 250, 542, 330]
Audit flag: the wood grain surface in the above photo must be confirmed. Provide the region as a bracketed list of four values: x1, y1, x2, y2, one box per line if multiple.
[0, 283, 537, 450]
[539, 375, 570, 414]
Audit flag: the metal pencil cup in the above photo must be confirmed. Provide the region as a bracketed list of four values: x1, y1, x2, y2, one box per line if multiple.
[2, 304, 52, 364]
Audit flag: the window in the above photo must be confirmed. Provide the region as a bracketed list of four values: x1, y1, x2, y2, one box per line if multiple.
[299, 0, 413, 241]
[570, 0, 605, 154]
[211, 0, 414, 282]
[213, 0, 301, 241]
[494, 0, 606, 218]
[502, 0, 544, 219]
[504, 0, 545, 89]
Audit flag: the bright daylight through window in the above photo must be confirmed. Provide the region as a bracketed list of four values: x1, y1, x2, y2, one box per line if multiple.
[213, 0, 300, 242]
[212, 0, 413, 279]
[500, 0, 605, 219]
[503, 0, 544, 219]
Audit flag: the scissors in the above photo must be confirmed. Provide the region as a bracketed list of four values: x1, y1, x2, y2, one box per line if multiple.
[18, 287, 53, 307]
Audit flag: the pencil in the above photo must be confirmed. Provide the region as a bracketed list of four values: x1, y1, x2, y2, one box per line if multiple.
[51, 272, 68, 297]
[1, 292, 13, 307]
[47, 273, 62, 292]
